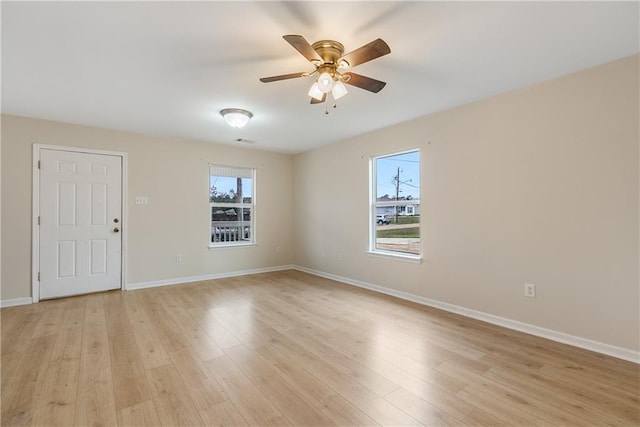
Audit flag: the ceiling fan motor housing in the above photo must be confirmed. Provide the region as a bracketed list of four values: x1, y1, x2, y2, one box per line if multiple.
[311, 40, 345, 66]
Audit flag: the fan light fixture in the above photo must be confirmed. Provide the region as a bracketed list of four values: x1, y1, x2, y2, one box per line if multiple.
[308, 70, 349, 101]
[332, 80, 348, 100]
[220, 109, 253, 128]
[308, 83, 323, 100]
[317, 72, 334, 93]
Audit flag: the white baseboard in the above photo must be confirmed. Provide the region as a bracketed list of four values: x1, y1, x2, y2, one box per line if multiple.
[293, 265, 640, 364]
[0, 297, 33, 308]
[127, 265, 295, 291]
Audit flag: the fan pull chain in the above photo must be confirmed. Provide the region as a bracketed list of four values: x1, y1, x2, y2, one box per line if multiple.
[323, 95, 338, 115]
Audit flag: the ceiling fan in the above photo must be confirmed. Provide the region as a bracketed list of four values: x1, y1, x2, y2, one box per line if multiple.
[259, 35, 391, 104]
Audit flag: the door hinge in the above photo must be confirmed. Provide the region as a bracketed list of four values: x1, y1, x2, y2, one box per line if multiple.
[38, 216, 40, 226]
[38, 160, 41, 169]
[37, 272, 40, 281]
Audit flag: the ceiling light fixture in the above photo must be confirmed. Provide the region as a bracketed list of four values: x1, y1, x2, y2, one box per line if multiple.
[220, 108, 253, 128]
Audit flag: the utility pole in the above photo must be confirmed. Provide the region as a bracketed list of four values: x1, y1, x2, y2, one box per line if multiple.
[237, 177, 244, 226]
[395, 167, 401, 223]
[393, 167, 413, 223]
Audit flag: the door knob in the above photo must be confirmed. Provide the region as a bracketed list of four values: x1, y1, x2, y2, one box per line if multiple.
[113, 218, 119, 223]
[113, 227, 120, 233]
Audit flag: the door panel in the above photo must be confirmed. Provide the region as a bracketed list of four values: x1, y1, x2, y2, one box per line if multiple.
[40, 149, 122, 299]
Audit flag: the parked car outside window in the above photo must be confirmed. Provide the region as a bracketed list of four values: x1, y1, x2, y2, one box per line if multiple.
[376, 214, 390, 225]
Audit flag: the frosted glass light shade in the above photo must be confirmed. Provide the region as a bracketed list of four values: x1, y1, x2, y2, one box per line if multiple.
[308, 82, 324, 100]
[317, 72, 334, 93]
[220, 109, 253, 128]
[332, 81, 348, 100]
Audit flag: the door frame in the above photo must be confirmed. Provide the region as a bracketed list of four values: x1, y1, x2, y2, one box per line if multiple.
[32, 144, 128, 303]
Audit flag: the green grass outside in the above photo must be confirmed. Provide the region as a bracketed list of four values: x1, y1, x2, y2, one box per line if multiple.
[389, 216, 420, 225]
[377, 227, 420, 238]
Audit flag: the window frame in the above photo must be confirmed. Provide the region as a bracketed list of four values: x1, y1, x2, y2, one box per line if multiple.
[209, 165, 256, 248]
[369, 149, 422, 261]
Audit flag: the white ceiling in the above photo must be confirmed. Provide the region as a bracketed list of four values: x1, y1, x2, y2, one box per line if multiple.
[2, 1, 638, 154]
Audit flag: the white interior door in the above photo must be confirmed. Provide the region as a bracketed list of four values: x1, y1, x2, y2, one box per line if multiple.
[39, 149, 122, 299]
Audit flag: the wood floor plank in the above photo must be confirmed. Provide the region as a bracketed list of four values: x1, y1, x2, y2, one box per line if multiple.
[263, 328, 421, 426]
[169, 347, 229, 417]
[255, 344, 380, 426]
[104, 293, 151, 410]
[318, 323, 467, 395]
[256, 345, 379, 426]
[205, 354, 292, 426]
[275, 325, 401, 397]
[223, 344, 337, 426]
[439, 360, 593, 426]
[1, 270, 637, 426]
[184, 306, 242, 349]
[385, 386, 465, 426]
[30, 299, 68, 339]
[152, 291, 228, 360]
[1, 351, 22, 398]
[1, 306, 42, 357]
[122, 291, 173, 370]
[31, 299, 85, 426]
[74, 294, 118, 427]
[480, 353, 638, 425]
[1, 335, 56, 426]
[197, 399, 249, 427]
[117, 400, 161, 427]
[208, 306, 273, 350]
[146, 363, 204, 426]
[460, 407, 513, 426]
[138, 294, 192, 354]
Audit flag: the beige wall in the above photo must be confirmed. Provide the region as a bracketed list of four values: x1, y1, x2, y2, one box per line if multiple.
[293, 55, 639, 351]
[1, 115, 294, 300]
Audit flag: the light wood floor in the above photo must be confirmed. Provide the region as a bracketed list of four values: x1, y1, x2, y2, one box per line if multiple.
[1, 270, 638, 426]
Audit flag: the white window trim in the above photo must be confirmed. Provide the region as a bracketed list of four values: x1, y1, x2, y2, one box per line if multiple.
[209, 165, 256, 248]
[369, 149, 422, 260]
[366, 249, 422, 263]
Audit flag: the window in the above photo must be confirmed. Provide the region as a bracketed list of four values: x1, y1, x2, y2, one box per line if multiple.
[370, 150, 421, 257]
[209, 165, 255, 246]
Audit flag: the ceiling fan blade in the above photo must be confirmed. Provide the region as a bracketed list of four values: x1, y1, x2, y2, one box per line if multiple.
[338, 38, 390, 68]
[343, 72, 386, 93]
[283, 35, 322, 63]
[310, 93, 327, 104]
[259, 72, 307, 83]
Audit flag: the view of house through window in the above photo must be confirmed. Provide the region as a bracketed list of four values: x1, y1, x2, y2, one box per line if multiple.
[210, 165, 255, 246]
[371, 150, 420, 256]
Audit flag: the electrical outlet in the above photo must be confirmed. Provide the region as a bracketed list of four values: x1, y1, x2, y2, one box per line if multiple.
[176, 254, 182, 263]
[524, 283, 536, 298]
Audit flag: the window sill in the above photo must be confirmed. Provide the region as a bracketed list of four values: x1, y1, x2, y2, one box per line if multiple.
[208, 242, 256, 250]
[367, 250, 422, 264]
